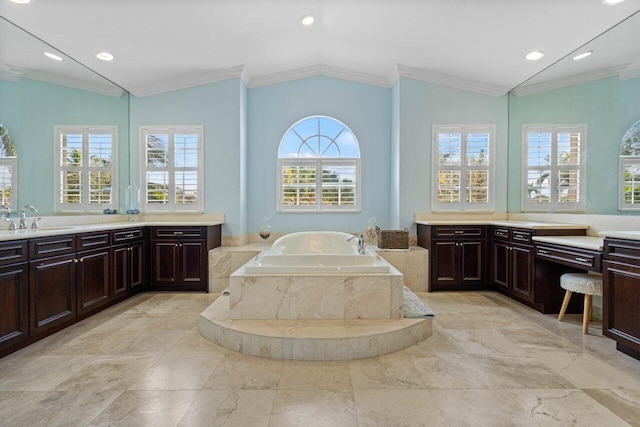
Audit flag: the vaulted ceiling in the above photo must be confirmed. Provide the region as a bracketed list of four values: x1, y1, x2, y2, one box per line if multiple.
[2, 0, 640, 97]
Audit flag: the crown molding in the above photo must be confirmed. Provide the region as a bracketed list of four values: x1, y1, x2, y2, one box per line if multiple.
[0, 70, 19, 83]
[619, 66, 640, 82]
[396, 64, 510, 97]
[248, 64, 392, 89]
[7, 65, 124, 97]
[512, 64, 629, 96]
[129, 65, 245, 97]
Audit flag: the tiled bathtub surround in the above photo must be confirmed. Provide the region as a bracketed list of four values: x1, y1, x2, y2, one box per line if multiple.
[229, 264, 404, 320]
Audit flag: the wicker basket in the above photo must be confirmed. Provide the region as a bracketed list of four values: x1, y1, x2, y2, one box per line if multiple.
[378, 228, 409, 249]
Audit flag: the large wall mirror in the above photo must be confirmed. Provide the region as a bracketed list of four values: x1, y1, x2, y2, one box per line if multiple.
[507, 11, 640, 214]
[0, 16, 129, 215]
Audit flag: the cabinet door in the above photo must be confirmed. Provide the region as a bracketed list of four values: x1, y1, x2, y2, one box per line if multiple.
[152, 241, 180, 285]
[112, 244, 129, 299]
[431, 241, 457, 289]
[493, 242, 510, 291]
[603, 261, 640, 355]
[77, 248, 111, 315]
[0, 263, 28, 349]
[511, 245, 534, 302]
[130, 241, 144, 291]
[181, 241, 206, 285]
[29, 255, 77, 335]
[460, 240, 485, 285]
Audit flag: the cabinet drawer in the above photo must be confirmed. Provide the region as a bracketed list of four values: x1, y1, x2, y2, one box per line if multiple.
[604, 238, 640, 266]
[493, 228, 511, 240]
[512, 230, 533, 244]
[433, 226, 485, 238]
[77, 232, 110, 251]
[0, 240, 28, 266]
[29, 235, 76, 260]
[152, 227, 205, 240]
[112, 228, 144, 243]
[536, 244, 602, 272]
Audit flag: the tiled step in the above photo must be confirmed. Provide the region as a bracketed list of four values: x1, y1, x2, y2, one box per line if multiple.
[199, 295, 432, 360]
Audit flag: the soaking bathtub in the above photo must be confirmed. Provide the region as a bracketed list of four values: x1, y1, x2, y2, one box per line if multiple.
[243, 231, 390, 274]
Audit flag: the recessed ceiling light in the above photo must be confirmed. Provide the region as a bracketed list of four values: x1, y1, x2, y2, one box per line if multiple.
[300, 14, 315, 26]
[96, 52, 114, 61]
[602, 0, 624, 5]
[9, 0, 31, 4]
[525, 51, 545, 61]
[573, 51, 593, 61]
[44, 52, 63, 61]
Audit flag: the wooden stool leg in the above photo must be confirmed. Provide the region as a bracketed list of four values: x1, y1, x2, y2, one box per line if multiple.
[558, 290, 572, 321]
[583, 294, 592, 334]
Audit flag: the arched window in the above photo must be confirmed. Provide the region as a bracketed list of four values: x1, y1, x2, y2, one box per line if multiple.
[277, 116, 361, 212]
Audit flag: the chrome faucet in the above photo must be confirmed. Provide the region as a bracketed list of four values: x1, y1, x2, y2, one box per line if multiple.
[1, 205, 16, 230]
[19, 205, 38, 230]
[347, 234, 366, 255]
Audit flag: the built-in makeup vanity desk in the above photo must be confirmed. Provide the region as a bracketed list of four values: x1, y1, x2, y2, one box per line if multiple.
[598, 231, 640, 360]
[416, 220, 592, 313]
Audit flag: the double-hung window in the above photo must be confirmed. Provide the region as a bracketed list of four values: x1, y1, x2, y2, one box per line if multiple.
[0, 157, 17, 210]
[54, 125, 117, 212]
[277, 116, 361, 212]
[140, 126, 203, 212]
[432, 125, 495, 211]
[523, 125, 585, 211]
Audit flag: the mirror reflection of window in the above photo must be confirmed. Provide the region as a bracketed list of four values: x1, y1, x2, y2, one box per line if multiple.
[619, 120, 640, 210]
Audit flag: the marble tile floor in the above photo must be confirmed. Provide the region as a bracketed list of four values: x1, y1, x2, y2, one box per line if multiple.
[1, 291, 640, 426]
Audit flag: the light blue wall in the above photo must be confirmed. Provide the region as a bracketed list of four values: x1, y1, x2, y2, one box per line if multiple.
[508, 77, 620, 213]
[129, 78, 246, 236]
[396, 77, 510, 232]
[247, 76, 392, 234]
[2, 78, 129, 213]
[390, 79, 401, 228]
[619, 77, 640, 141]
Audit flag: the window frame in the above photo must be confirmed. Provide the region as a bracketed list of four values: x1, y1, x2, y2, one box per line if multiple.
[54, 125, 118, 212]
[0, 156, 17, 211]
[522, 124, 586, 212]
[619, 156, 640, 211]
[139, 125, 204, 213]
[277, 116, 361, 213]
[431, 124, 496, 212]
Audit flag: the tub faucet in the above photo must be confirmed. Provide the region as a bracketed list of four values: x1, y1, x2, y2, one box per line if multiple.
[19, 205, 37, 230]
[347, 234, 366, 255]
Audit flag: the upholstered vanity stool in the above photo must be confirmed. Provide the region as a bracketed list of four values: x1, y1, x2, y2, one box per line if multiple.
[558, 273, 603, 334]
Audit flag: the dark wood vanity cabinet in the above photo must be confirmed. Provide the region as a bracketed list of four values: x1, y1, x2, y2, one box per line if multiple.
[603, 238, 640, 360]
[112, 228, 145, 299]
[417, 224, 488, 291]
[76, 232, 111, 315]
[492, 227, 535, 302]
[150, 226, 221, 291]
[28, 235, 78, 336]
[0, 240, 29, 351]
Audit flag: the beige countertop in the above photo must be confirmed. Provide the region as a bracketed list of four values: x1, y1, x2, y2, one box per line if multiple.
[532, 235, 604, 251]
[0, 220, 224, 242]
[599, 230, 640, 241]
[415, 219, 589, 230]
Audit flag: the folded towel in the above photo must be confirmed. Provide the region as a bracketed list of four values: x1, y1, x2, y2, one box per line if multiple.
[403, 286, 435, 317]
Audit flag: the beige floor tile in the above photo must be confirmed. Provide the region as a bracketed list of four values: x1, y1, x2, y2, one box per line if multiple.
[128, 354, 220, 390]
[445, 328, 530, 356]
[269, 389, 357, 427]
[404, 324, 466, 355]
[410, 352, 490, 389]
[88, 390, 199, 427]
[471, 353, 576, 389]
[55, 354, 161, 391]
[507, 388, 630, 426]
[0, 390, 122, 426]
[0, 355, 92, 391]
[203, 353, 284, 390]
[501, 327, 582, 352]
[583, 388, 640, 427]
[354, 389, 448, 426]
[165, 330, 231, 359]
[431, 389, 539, 426]
[178, 389, 276, 427]
[279, 360, 352, 389]
[349, 353, 425, 389]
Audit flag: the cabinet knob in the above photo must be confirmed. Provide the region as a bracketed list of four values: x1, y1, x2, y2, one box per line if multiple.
[175, 243, 179, 247]
[74, 259, 78, 263]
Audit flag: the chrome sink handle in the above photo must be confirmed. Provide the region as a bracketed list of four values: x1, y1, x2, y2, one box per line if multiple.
[31, 216, 42, 229]
[19, 204, 37, 230]
[1, 205, 16, 230]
